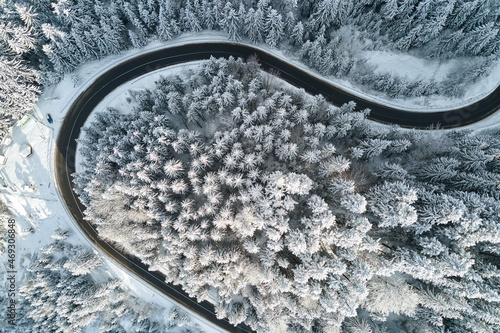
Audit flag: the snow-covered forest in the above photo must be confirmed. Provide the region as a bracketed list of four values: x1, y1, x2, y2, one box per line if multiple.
[1, 0, 500, 139]
[75, 57, 500, 332]
[0, 224, 206, 333]
[1, 0, 500, 332]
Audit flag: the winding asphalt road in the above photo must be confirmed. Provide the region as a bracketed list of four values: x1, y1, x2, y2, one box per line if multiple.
[54, 41, 500, 332]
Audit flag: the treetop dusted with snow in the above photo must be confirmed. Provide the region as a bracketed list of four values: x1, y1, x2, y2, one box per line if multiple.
[75, 57, 500, 333]
[1, 0, 500, 139]
[1, 0, 500, 332]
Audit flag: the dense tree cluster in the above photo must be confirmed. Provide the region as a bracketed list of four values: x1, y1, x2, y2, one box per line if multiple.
[1, 0, 499, 139]
[75, 57, 500, 332]
[0, 230, 204, 333]
[1, 0, 499, 331]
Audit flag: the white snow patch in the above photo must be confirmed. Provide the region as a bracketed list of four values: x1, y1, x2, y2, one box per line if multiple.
[364, 50, 458, 82]
[356, 50, 500, 111]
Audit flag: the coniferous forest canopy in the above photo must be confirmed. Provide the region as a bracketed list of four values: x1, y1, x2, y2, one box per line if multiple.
[0, 0, 499, 332]
[1, 0, 500, 139]
[75, 57, 500, 332]
[0, 229, 204, 332]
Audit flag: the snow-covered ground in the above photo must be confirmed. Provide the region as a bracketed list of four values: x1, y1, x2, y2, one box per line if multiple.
[0, 118, 60, 289]
[364, 51, 459, 83]
[1, 31, 500, 332]
[361, 50, 500, 111]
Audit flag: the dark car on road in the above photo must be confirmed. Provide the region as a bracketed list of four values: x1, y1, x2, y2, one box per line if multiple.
[46, 114, 53, 124]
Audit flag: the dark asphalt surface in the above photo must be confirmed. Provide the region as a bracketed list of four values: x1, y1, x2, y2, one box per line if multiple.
[54, 42, 500, 332]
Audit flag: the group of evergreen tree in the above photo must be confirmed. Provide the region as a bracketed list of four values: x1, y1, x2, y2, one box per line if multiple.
[1, 0, 499, 140]
[1, 0, 499, 330]
[75, 57, 500, 332]
[0, 227, 205, 333]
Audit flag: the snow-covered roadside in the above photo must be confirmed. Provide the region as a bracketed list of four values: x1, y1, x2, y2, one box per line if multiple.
[34, 31, 500, 123]
[273, 48, 500, 113]
[99, 255, 226, 333]
[364, 51, 459, 83]
[361, 50, 500, 111]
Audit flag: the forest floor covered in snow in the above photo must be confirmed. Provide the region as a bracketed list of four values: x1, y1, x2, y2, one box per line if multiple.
[361, 50, 500, 111]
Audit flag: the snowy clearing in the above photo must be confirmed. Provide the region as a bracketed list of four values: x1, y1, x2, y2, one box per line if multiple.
[363, 51, 459, 83]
